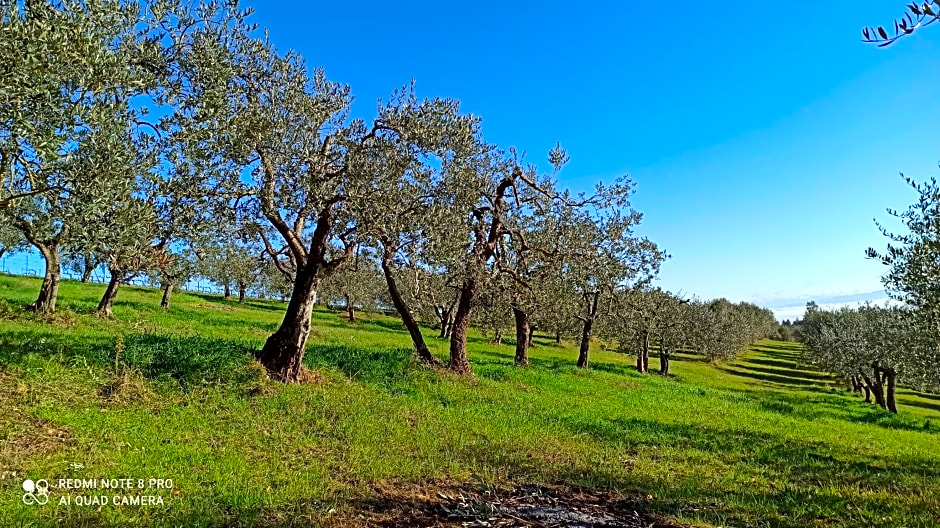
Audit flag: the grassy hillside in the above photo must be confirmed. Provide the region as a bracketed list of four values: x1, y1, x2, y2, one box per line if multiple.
[0, 274, 938, 527]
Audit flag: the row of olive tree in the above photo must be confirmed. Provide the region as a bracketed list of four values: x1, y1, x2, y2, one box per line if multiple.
[0, 0, 234, 317]
[0, 1, 666, 381]
[2, 1, 779, 383]
[608, 290, 775, 375]
[800, 173, 940, 413]
[799, 9, 940, 413]
[800, 303, 936, 413]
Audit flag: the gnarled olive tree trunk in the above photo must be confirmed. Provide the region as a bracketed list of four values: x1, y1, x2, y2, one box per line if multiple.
[381, 252, 439, 365]
[79, 252, 97, 283]
[437, 302, 455, 338]
[238, 283, 247, 304]
[257, 264, 320, 381]
[80, 253, 95, 283]
[576, 291, 600, 369]
[659, 336, 670, 376]
[513, 306, 530, 367]
[637, 329, 650, 373]
[160, 283, 174, 309]
[444, 310, 455, 338]
[95, 265, 124, 318]
[861, 371, 886, 409]
[344, 293, 355, 322]
[28, 241, 61, 315]
[491, 329, 503, 345]
[881, 367, 898, 414]
[849, 376, 862, 393]
[448, 278, 477, 373]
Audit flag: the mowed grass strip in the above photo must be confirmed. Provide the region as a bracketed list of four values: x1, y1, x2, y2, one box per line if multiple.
[0, 274, 937, 527]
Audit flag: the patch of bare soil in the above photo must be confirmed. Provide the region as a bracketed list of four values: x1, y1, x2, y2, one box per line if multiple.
[347, 482, 682, 528]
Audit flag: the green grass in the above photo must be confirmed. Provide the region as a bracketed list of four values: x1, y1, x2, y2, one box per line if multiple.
[0, 273, 938, 527]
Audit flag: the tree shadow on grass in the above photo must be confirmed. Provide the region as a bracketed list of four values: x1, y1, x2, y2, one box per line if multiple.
[177, 291, 283, 312]
[302, 342, 419, 387]
[471, 347, 573, 372]
[733, 387, 939, 433]
[0, 328, 257, 389]
[670, 351, 709, 363]
[897, 397, 940, 415]
[904, 389, 940, 403]
[733, 364, 835, 382]
[551, 415, 940, 527]
[363, 317, 410, 333]
[719, 366, 834, 388]
[757, 341, 804, 352]
[587, 359, 640, 377]
[744, 357, 806, 370]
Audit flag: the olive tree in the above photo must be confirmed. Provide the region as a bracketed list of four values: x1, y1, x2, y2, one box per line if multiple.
[174, 7, 480, 381]
[153, 247, 196, 309]
[868, 176, 940, 324]
[684, 299, 775, 363]
[408, 268, 461, 340]
[63, 248, 103, 283]
[0, 0, 176, 314]
[318, 249, 387, 322]
[198, 234, 267, 303]
[356, 92, 481, 364]
[562, 190, 666, 370]
[802, 303, 923, 413]
[612, 287, 687, 374]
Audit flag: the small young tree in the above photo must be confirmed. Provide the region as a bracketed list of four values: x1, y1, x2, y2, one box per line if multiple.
[318, 249, 386, 322]
[564, 198, 666, 370]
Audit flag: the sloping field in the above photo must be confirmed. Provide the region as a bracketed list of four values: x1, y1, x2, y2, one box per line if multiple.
[0, 275, 937, 527]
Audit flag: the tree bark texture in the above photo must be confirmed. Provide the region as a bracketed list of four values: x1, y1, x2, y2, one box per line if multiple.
[161, 283, 174, 309]
[344, 293, 355, 322]
[448, 278, 476, 373]
[95, 266, 123, 318]
[513, 307, 530, 367]
[660, 336, 669, 375]
[257, 265, 319, 381]
[381, 254, 439, 365]
[28, 242, 61, 315]
[637, 329, 650, 373]
[884, 368, 898, 414]
[576, 291, 600, 369]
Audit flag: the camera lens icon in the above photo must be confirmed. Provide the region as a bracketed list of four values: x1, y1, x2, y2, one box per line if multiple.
[22, 479, 49, 505]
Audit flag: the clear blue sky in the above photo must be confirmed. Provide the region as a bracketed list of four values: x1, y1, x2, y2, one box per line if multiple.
[5, 1, 938, 319]
[242, 0, 940, 320]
